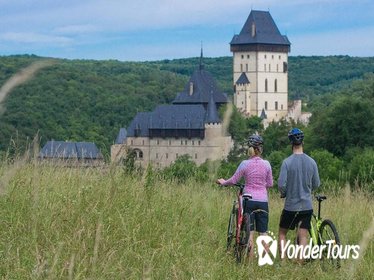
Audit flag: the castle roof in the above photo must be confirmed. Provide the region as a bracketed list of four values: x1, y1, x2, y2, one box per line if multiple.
[260, 108, 267, 120]
[150, 104, 206, 129]
[115, 128, 127, 144]
[230, 10, 290, 47]
[236, 72, 250, 85]
[205, 92, 221, 124]
[173, 68, 228, 105]
[126, 112, 152, 137]
[126, 105, 207, 137]
[39, 141, 103, 159]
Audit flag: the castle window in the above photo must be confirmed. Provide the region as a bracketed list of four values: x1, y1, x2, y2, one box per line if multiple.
[166, 153, 168, 159]
[241, 54, 244, 59]
[176, 153, 178, 158]
[279, 55, 281, 59]
[195, 153, 197, 159]
[240, 64, 243, 72]
[246, 64, 248, 72]
[275, 101, 278, 110]
[272, 55, 274, 59]
[265, 101, 268, 110]
[134, 149, 143, 159]
[274, 79, 278, 92]
[265, 79, 268, 92]
[157, 140, 159, 145]
[169, 140, 171, 145]
[185, 140, 187, 145]
[142, 140, 144, 145]
[192, 140, 194, 145]
[264, 54, 267, 59]
[247, 55, 250, 59]
[198, 140, 201, 145]
[281, 104, 284, 110]
[131, 140, 133, 145]
[283, 62, 288, 73]
[156, 153, 158, 159]
[181, 140, 183, 145]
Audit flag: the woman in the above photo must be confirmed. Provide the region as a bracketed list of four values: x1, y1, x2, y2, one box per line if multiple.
[217, 134, 273, 254]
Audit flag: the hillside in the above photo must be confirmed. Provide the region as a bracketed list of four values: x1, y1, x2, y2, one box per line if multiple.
[0, 55, 373, 156]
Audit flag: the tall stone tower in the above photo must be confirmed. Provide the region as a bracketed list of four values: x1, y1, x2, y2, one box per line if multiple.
[230, 10, 290, 121]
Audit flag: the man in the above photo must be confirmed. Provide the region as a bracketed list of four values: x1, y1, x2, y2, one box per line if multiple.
[278, 128, 320, 261]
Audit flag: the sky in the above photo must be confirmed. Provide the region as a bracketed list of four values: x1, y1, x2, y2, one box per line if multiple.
[0, 0, 373, 61]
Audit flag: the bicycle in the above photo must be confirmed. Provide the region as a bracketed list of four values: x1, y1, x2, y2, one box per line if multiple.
[292, 194, 341, 268]
[310, 194, 341, 268]
[225, 184, 252, 263]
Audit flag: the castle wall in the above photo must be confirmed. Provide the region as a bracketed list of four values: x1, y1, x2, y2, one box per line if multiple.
[233, 50, 289, 120]
[112, 125, 233, 168]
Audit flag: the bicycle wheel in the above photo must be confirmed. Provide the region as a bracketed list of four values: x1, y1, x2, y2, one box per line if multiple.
[226, 205, 236, 251]
[319, 219, 341, 269]
[235, 213, 251, 263]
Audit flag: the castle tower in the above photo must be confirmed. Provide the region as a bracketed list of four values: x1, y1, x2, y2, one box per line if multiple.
[230, 10, 290, 121]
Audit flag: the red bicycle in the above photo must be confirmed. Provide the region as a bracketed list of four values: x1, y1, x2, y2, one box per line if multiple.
[225, 184, 252, 263]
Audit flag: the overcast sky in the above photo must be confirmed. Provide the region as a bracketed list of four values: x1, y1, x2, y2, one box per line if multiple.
[0, 0, 373, 61]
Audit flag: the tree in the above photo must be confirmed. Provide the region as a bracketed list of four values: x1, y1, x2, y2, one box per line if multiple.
[349, 148, 374, 190]
[309, 96, 374, 156]
[310, 149, 343, 181]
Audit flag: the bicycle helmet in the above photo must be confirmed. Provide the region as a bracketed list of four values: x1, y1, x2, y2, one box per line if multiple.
[248, 134, 263, 148]
[288, 128, 304, 145]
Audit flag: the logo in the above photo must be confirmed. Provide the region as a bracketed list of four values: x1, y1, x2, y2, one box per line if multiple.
[256, 232, 278, 266]
[255, 234, 360, 266]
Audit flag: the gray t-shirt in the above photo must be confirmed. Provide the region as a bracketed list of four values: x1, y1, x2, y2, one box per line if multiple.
[278, 153, 320, 211]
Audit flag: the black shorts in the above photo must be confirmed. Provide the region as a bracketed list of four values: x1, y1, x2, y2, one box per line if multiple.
[279, 209, 313, 230]
[243, 200, 269, 233]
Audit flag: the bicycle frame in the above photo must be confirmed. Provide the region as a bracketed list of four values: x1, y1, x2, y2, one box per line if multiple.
[227, 184, 252, 259]
[234, 184, 246, 245]
[309, 195, 326, 246]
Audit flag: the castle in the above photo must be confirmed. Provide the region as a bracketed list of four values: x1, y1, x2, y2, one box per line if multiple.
[111, 10, 310, 166]
[111, 56, 233, 168]
[231, 10, 310, 125]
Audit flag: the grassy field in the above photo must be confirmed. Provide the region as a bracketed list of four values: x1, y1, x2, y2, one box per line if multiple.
[0, 163, 373, 279]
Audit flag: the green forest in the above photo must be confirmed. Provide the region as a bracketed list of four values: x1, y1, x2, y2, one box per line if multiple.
[0, 54, 373, 190]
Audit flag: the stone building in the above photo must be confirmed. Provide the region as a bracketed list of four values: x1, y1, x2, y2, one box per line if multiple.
[39, 140, 104, 166]
[230, 10, 310, 124]
[111, 61, 233, 168]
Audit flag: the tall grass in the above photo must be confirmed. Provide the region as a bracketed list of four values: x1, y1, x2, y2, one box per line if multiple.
[0, 163, 373, 279]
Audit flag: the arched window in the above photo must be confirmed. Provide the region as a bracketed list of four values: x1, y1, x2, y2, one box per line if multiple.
[265, 79, 268, 92]
[274, 79, 278, 92]
[133, 149, 143, 159]
[265, 101, 268, 110]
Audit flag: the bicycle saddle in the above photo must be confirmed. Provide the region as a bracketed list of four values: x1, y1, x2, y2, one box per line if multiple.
[315, 194, 327, 201]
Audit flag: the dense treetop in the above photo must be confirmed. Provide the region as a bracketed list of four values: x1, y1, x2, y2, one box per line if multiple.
[0, 54, 373, 158]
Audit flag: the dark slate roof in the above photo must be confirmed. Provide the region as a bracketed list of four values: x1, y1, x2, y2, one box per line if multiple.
[230, 10, 290, 46]
[236, 72, 250, 85]
[150, 105, 205, 129]
[126, 112, 152, 137]
[260, 108, 267, 120]
[115, 128, 127, 144]
[39, 141, 103, 159]
[126, 105, 207, 136]
[173, 68, 228, 105]
[205, 93, 221, 124]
